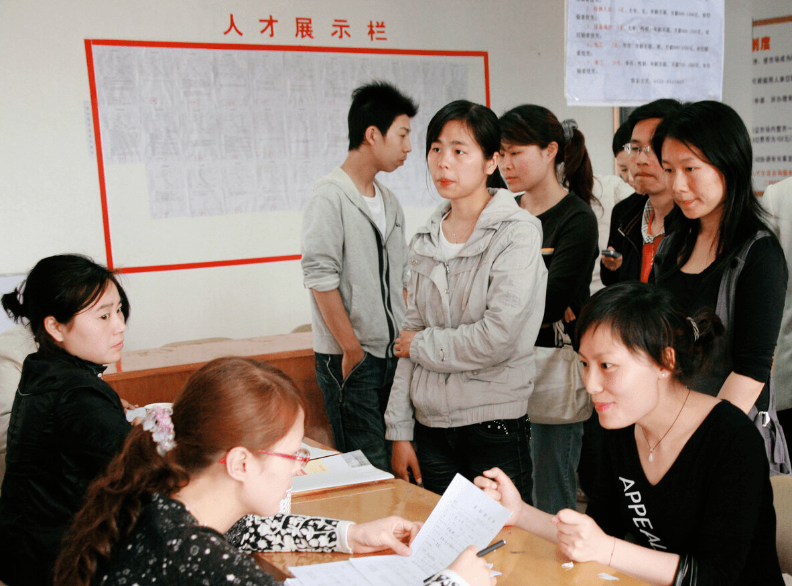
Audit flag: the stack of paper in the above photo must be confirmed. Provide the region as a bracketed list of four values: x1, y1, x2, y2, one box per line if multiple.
[285, 474, 511, 586]
[291, 450, 394, 494]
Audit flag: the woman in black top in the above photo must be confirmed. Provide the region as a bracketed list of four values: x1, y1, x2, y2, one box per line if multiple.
[652, 101, 789, 473]
[475, 283, 783, 586]
[498, 105, 599, 514]
[0, 254, 132, 586]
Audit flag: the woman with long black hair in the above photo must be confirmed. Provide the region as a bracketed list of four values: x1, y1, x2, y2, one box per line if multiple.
[652, 100, 790, 473]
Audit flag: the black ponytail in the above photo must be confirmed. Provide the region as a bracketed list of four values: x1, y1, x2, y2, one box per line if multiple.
[499, 105, 596, 206]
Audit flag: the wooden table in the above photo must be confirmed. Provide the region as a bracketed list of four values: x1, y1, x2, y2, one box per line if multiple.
[254, 479, 649, 585]
[102, 333, 334, 447]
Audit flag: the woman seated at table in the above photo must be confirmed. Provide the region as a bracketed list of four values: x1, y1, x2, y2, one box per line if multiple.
[475, 283, 783, 586]
[0, 254, 133, 586]
[54, 357, 492, 586]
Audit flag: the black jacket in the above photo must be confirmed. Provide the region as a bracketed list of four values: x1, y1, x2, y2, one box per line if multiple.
[0, 348, 130, 586]
[600, 192, 648, 286]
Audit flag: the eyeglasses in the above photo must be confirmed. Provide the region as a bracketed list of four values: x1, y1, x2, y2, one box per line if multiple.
[219, 447, 311, 468]
[623, 143, 653, 157]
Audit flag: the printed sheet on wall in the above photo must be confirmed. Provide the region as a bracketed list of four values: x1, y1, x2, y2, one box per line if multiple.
[750, 16, 792, 193]
[565, 0, 724, 106]
[86, 41, 488, 272]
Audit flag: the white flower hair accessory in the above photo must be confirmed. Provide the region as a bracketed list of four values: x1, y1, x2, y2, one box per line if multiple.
[561, 118, 578, 144]
[143, 406, 176, 456]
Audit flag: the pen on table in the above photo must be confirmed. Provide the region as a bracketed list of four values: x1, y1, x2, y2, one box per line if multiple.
[422, 540, 506, 583]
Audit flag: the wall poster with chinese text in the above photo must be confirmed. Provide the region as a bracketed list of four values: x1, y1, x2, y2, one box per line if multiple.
[85, 41, 488, 272]
[565, 0, 724, 106]
[751, 16, 792, 193]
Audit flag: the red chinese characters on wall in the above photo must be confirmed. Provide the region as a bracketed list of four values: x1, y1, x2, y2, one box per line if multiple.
[332, 19, 351, 39]
[224, 14, 243, 36]
[295, 18, 314, 39]
[753, 36, 771, 52]
[368, 21, 387, 41]
[221, 14, 388, 41]
[260, 15, 278, 38]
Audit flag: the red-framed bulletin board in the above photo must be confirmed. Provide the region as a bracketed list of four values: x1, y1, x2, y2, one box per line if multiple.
[84, 40, 490, 274]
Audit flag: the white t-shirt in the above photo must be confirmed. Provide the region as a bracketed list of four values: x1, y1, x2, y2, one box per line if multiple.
[440, 213, 466, 260]
[362, 184, 387, 235]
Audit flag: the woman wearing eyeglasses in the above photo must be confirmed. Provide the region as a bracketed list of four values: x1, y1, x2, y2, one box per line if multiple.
[54, 357, 491, 586]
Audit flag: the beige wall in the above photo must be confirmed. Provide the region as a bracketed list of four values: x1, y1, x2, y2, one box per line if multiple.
[0, 0, 788, 348]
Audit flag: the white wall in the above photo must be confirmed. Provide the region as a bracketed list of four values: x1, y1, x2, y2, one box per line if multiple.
[1, 0, 789, 348]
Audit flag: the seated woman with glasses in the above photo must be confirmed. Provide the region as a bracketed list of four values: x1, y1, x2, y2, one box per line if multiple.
[53, 357, 491, 586]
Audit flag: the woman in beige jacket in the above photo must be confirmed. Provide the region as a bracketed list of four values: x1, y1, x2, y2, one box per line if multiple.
[385, 100, 547, 501]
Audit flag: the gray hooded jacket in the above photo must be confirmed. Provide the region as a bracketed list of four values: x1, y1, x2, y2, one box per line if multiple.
[385, 189, 547, 440]
[301, 167, 409, 358]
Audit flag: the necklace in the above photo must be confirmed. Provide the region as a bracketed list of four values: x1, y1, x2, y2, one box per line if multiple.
[640, 388, 691, 462]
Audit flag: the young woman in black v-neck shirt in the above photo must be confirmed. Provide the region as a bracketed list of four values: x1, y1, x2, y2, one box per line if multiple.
[474, 283, 783, 586]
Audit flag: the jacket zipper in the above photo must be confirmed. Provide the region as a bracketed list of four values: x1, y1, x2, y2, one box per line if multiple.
[373, 226, 398, 358]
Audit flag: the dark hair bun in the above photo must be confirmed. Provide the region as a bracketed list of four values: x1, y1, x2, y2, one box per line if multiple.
[1, 286, 27, 321]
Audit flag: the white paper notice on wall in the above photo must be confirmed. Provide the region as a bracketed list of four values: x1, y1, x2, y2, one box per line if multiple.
[565, 0, 724, 106]
[89, 43, 483, 220]
[750, 16, 792, 193]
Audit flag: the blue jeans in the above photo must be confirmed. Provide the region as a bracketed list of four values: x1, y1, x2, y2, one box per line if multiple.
[414, 417, 533, 504]
[530, 421, 584, 514]
[314, 352, 396, 473]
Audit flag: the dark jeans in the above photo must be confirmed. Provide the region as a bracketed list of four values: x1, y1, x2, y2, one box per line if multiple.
[414, 416, 533, 504]
[314, 352, 397, 473]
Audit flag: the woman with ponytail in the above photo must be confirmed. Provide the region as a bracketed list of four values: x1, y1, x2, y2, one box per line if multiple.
[476, 282, 783, 586]
[55, 357, 492, 586]
[497, 105, 599, 514]
[0, 254, 132, 586]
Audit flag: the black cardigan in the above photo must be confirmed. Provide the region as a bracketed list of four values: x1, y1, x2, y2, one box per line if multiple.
[600, 192, 648, 286]
[0, 348, 130, 586]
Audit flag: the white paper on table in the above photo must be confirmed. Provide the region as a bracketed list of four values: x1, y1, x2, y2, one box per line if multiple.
[287, 474, 509, 586]
[407, 473, 512, 570]
[302, 442, 338, 459]
[290, 450, 393, 493]
[284, 579, 304, 586]
[289, 560, 371, 586]
[344, 556, 425, 586]
[350, 473, 511, 583]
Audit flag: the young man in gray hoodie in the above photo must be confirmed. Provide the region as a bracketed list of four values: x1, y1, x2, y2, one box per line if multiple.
[301, 82, 418, 472]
